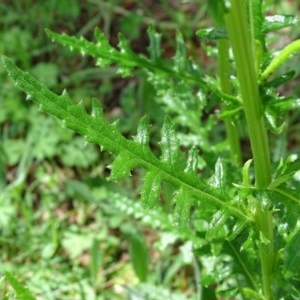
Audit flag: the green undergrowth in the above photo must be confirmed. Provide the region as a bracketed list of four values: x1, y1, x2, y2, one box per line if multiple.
[2, 1, 300, 299]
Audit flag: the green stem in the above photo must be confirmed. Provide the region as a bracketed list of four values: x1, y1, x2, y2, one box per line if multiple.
[224, 1, 274, 299]
[217, 39, 241, 165]
[208, 2, 241, 166]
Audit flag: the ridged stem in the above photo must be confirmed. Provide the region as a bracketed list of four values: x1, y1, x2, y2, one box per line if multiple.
[218, 39, 241, 165]
[224, 1, 274, 299]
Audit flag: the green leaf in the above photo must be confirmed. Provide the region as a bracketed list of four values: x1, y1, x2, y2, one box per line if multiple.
[1, 56, 252, 223]
[196, 27, 227, 40]
[133, 115, 150, 147]
[141, 170, 162, 208]
[269, 156, 300, 189]
[44, 28, 235, 104]
[241, 287, 266, 300]
[184, 146, 198, 174]
[173, 188, 193, 228]
[262, 70, 295, 88]
[160, 116, 179, 166]
[260, 39, 300, 82]
[206, 210, 228, 240]
[263, 15, 300, 33]
[126, 230, 149, 282]
[283, 228, 300, 279]
[108, 153, 139, 181]
[147, 26, 162, 63]
[173, 31, 187, 72]
[210, 157, 226, 188]
[5, 272, 36, 300]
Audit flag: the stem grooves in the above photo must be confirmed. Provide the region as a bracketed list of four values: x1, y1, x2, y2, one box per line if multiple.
[225, 1, 275, 298]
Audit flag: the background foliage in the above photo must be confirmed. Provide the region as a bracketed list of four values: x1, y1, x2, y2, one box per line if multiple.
[1, 1, 300, 299]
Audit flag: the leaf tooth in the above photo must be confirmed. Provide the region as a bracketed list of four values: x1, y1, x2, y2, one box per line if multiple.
[26, 94, 32, 101]
[61, 88, 69, 98]
[111, 119, 120, 128]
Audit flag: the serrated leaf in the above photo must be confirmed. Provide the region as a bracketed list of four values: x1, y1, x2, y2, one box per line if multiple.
[45, 28, 236, 106]
[1, 55, 252, 223]
[141, 170, 161, 208]
[173, 188, 193, 228]
[5, 272, 36, 300]
[160, 116, 179, 166]
[108, 153, 139, 181]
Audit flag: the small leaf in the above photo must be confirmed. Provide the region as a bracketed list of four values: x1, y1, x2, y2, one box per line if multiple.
[196, 27, 227, 40]
[209, 157, 226, 188]
[147, 26, 162, 62]
[160, 116, 179, 166]
[184, 146, 198, 174]
[263, 15, 300, 33]
[108, 153, 139, 181]
[266, 96, 300, 112]
[264, 110, 285, 134]
[173, 188, 193, 228]
[263, 70, 295, 88]
[241, 287, 266, 300]
[5, 272, 36, 300]
[173, 31, 187, 72]
[133, 115, 150, 146]
[141, 170, 161, 208]
[260, 39, 300, 82]
[126, 230, 149, 282]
